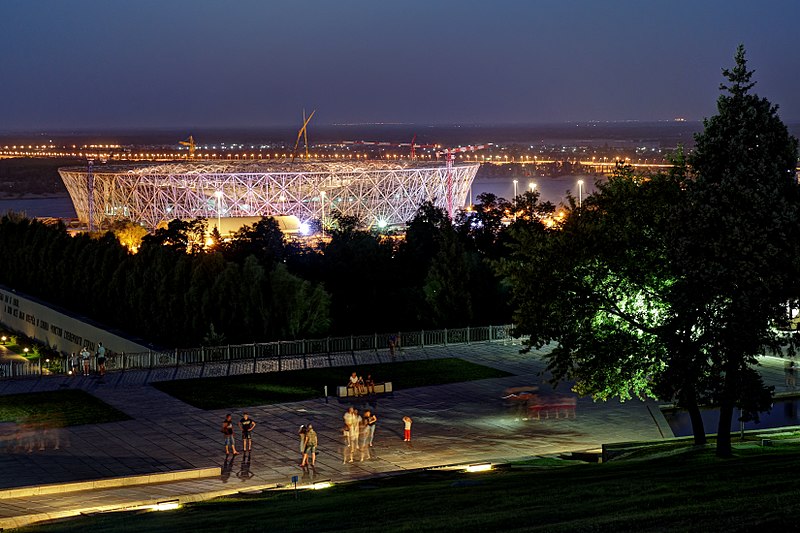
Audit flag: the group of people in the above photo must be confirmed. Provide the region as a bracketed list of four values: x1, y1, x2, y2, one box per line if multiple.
[219, 408, 414, 467]
[298, 423, 318, 468]
[341, 406, 379, 463]
[347, 372, 375, 396]
[221, 412, 256, 456]
[68, 341, 107, 377]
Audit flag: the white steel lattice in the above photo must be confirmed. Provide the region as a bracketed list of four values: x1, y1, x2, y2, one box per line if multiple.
[59, 161, 479, 230]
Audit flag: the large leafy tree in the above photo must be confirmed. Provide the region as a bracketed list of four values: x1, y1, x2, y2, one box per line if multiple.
[501, 47, 800, 455]
[499, 163, 713, 438]
[675, 45, 800, 456]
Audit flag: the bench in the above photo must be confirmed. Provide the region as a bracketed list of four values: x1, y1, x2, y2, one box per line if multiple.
[528, 395, 577, 420]
[336, 382, 392, 398]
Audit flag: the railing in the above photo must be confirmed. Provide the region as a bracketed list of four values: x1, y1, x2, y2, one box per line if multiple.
[0, 324, 515, 380]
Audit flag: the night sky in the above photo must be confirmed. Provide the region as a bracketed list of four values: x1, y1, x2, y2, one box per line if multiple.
[1, 0, 798, 131]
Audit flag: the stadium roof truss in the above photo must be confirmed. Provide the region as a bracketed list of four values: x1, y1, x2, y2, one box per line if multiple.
[59, 161, 479, 230]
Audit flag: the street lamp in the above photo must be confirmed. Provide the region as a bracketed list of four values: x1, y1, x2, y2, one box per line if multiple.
[577, 179, 584, 209]
[214, 190, 223, 234]
[1, 335, 6, 345]
[529, 182, 537, 192]
[513, 179, 518, 206]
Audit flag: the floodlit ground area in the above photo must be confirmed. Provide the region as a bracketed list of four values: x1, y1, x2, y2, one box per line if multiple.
[0, 341, 796, 530]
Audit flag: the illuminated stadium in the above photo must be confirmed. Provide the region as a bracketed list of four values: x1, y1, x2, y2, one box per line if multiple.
[58, 160, 480, 231]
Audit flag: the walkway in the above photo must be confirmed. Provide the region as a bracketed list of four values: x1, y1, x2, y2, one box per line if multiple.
[0, 342, 793, 529]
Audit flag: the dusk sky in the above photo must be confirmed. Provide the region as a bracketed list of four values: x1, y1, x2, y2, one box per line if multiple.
[1, 0, 799, 130]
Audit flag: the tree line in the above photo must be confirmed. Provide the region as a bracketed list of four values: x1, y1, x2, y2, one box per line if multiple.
[0, 187, 550, 347]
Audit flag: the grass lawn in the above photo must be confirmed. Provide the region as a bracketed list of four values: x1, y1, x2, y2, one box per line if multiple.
[153, 358, 512, 409]
[21, 445, 800, 532]
[0, 390, 130, 427]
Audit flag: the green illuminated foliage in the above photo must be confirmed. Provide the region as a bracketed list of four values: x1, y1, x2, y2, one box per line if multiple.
[502, 47, 800, 455]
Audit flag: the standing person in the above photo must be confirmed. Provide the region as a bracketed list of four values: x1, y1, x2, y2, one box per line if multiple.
[785, 360, 797, 389]
[343, 407, 360, 463]
[358, 413, 371, 461]
[340, 424, 350, 465]
[96, 342, 106, 376]
[298, 424, 307, 461]
[239, 412, 256, 452]
[402, 415, 413, 442]
[365, 410, 377, 447]
[300, 423, 318, 468]
[388, 334, 397, 357]
[69, 353, 78, 376]
[222, 414, 239, 456]
[80, 346, 91, 376]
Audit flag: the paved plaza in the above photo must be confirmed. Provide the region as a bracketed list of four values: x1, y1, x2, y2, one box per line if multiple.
[0, 341, 795, 528]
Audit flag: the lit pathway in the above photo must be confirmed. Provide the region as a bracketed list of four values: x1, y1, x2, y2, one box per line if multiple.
[0, 342, 793, 528]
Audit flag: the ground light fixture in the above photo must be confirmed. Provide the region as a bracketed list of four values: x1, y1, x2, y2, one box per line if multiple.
[153, 500, 181, 511]
[465, 463, 493, 473]
[130, 499, 181, 512]
[312, 480, 333, 490]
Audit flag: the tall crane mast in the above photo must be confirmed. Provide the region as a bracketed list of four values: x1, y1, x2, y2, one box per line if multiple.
[86, 159, 95, 232]
[291, 109, 315, 163]
[179, 135, 196, 158]
[436, 144, 489, 217]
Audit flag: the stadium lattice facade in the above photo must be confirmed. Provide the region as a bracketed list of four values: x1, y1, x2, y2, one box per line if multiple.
[58, 161, 479, 230]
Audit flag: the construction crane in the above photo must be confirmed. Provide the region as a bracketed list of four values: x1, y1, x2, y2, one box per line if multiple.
[179, 135, 196, 158]
[291, 110, 315, 163]
[436, 144, 490, 217]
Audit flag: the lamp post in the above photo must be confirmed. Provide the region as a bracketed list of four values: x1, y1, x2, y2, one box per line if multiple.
[513, 179, 518, 206]
[1, 335, 6, 345]
[214, 190, 223, 234]
[577, 179, 584, 209]
[529, 182, 537, 192]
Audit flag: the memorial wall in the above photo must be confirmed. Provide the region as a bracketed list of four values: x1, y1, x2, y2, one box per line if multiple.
[0, 286, 153, 355]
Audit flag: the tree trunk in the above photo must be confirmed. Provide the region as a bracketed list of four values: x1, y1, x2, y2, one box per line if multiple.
[687, 400, 707, 446]
[716, 400, 734, 458]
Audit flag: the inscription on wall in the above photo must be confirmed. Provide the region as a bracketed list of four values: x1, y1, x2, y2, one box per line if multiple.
[0, 290, 92, 349]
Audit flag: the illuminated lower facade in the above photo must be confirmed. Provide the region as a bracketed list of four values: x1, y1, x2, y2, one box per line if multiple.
[59, 161, 479, 230]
